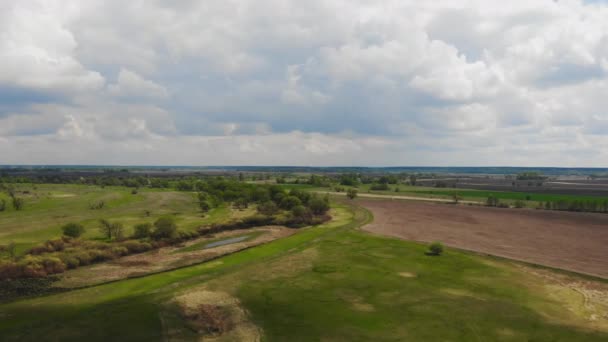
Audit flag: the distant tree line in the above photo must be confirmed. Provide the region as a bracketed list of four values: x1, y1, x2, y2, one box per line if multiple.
[539, 199, 608, 213]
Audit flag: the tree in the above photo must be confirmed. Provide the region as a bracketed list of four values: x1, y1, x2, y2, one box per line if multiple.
[427, 242, 444, 256]
[197, 192, 212, 213]
[12, 197, 24, 211]
[486, 196, 499, 207]
[409, 175, 417, 186]
[62, 223, 85, 238]
[291, 205, 312, 222]
[133, 223, 152, 239]
[257, 201, 279, 216]
[233, 198, 249, 210]
[280, 196, 302, 210]
[98, 219, 124, 240]
[6, 242, 16, 259]
[153, 217, 177, 239]
[308, 196, 330, 215]
[346, 188, 358, 200]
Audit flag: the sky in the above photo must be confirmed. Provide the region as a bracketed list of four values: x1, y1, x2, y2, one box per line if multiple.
[1, 0, 608, 167]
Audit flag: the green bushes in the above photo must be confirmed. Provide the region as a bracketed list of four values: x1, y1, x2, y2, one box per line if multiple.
[1, 238, 156, 280]
[153, 217, 177, 239]
[61, 223, 85, 238]
[370, 183, 389, 191]
[257, 201, 279, 216]
[133, 223, 152, 239]
[347, 188, 358, 200]
[427, 242, 444, 256]
[11, 197, 24, 211]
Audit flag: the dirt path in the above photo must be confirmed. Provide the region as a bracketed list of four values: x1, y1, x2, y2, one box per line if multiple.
[318, 191, 481, 204]
[359, 199, 608, 279]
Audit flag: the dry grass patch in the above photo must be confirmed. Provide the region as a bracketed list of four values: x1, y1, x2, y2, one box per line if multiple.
[517, 265, 608, 332]
[171, 289, 261, 341]
[398, 272, 416, 278]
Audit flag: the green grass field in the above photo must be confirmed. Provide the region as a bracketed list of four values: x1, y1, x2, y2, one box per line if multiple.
[0, 184, 237, 255]
[0, 199, 605, 341]
[340, 183, 608, 205]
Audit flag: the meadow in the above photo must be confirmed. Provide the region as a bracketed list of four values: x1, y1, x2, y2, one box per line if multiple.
[0, 197, 606, 341]
[0, 184, 237, 255]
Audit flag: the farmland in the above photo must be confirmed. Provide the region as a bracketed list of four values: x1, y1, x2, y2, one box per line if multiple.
[361, 198, 608, 278]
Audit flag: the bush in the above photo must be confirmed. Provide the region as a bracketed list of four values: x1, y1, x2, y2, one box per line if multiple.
[257, 201, 279, 216]
[12, 197, 24, 211]
[120, 240, 153, 253]
[133, 223, 152, 239]
[62, 256, 80, 269]
[0, 199, 5, 212]
[347, 188, 358, 200]
[41, 257, 66, 274]
[110, 246, 129, 256]
[514, 200, 526, 208]
[153, 217, 178, 239]
[61, 223, 85, 238]
[427, 242, 444, 256]
[370, 183, 389, 191]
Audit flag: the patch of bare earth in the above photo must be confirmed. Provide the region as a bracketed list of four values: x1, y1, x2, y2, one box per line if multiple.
[360, 199, 608, 278]
[55, 226, 294, 288]
[167, 290, 261, 341]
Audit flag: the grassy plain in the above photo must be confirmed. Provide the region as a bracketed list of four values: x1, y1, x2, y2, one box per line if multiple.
[0, 184, 242, 255]
[0, 199, 606, 341]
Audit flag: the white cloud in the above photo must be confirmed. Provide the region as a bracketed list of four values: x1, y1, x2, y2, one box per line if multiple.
[1, 0, 608, 166]
[0, 1, 104, 92]
[108, 68, 168, 99]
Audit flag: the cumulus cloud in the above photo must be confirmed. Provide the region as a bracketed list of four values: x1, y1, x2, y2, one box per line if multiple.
[1, 0, 608, 166]
[108, 68, 168, 99]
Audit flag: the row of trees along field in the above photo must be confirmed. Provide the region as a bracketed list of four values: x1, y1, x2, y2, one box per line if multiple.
[0, 179, 331, 283]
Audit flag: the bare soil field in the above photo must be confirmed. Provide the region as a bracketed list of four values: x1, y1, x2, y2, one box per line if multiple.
[360, 199, 608, 278]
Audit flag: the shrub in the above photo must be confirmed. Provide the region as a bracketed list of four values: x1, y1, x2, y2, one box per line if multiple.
[133, 223, 152, 239]
[346, 188, 358, 200]
[41, 257, 66, 274]
[89, 201, 105, 210]
[427, 242, 444, 256]
[514, 200, 526, 208]
[257, 201, 279, 216]
[62, 223, 85, 238]
[153, 217, 178, 239]
[0, 199, 6, 212]
[12, 197, 24, 211]
[62, 256, 80, 269]
[120, 240, 153, 253]
[370, 183, 389, 191]
[110, 246, 129, 256]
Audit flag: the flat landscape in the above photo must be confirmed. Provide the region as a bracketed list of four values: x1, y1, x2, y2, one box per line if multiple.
[361, 199, 608, 278]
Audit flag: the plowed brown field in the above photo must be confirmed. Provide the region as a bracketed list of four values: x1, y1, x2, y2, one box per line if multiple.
[360, 199, 608, 278]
